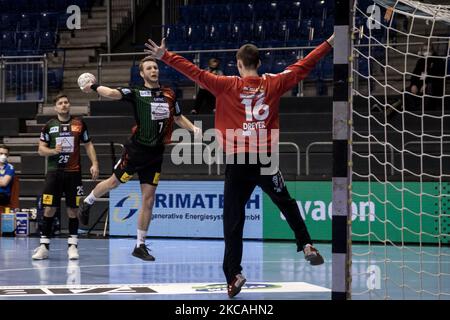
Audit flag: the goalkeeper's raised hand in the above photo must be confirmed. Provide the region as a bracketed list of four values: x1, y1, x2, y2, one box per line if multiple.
[144, 38, 167, 60]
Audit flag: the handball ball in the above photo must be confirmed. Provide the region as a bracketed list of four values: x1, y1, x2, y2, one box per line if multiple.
[77, 73, 96, 89]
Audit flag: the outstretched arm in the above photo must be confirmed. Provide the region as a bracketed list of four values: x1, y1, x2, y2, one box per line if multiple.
[144, 38, 234, 96]
[80, 80, 122, 100]
[278, 34, 334, 92]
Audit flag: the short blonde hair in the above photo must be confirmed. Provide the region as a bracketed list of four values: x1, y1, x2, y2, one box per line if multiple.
[139, 56, 158, 71]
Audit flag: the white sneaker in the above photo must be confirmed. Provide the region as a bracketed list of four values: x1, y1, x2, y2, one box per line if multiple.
[32, 245, 49, 260]
[68, 245, 79, 260]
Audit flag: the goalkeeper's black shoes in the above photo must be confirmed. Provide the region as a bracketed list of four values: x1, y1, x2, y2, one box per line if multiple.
[78, 200, 92, 226]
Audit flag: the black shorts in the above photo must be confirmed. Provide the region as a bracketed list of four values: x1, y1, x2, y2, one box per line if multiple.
[42, 171, 84, 208]
[114, 140, 164, 185]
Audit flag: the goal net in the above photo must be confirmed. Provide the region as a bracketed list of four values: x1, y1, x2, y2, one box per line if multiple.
[350, 0, 450, 299]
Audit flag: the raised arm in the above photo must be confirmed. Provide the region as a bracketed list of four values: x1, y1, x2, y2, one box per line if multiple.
[275, 34, 334, 94]
[144, 38, 235, 96]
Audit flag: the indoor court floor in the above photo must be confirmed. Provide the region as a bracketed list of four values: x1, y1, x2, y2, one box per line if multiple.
[0, 237, 448, 300]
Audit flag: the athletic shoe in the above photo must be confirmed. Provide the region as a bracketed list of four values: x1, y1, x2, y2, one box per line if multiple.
[227, 274, 246, 298]
[304, 244, 325, 265]
[132, 244, 155, 261]
[68, 245, 79, 260]
[78, 200, 92, 226]
[32, 245, 49, 260]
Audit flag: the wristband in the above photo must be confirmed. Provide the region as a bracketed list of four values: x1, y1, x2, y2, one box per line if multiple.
[90, 84, 99, 91]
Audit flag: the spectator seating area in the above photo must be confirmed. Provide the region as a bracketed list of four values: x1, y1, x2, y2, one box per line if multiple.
[127, 0, 343, 95]
[0, 0, 93, 55]
[0, 0, 94, 93]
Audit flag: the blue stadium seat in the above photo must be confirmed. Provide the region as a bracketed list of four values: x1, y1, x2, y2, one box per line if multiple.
[0, 14, 18, 31]
[17, 31, 36, 52]
[0, 32, 17, 51]
[284, 50, 299, 64]
[323, 17, 333, 36]
[254, 1, 279, 22]
[57, 13, 72, 30]
[159, 64, 178, 86]
[230, 3, 255, 22]
[239, 22, 254, 43]
[179, 5, 204, 24]
[312, 0, 327, 18]
[311, 18, 324, 39]
[301, 0, 314, 18]
[272, 20, 289, 43]
[19, 0, 40, 13]
[286, 20, 309, 46]
[0, 0, 12, 13]
[259, 61, 273, 75]
[38, 31, 57, 52]
[259, 50, 274, 74]
[165, 24, 186, 49]
[18, 13, 39, 31]
[253, 21, 266, 43]
[48, 67, 63, 89]
[185, 25, 206, 48]
[272, 60, 289, 74]
[38, 12, 58, 31]
[205, 23, 229, 46]
[203, 4, 231, 23]
[323, 0, 334, 18]
[129, 65, 144, 87]
[229, 22, 241, 45]
[278, 1, 302, 20]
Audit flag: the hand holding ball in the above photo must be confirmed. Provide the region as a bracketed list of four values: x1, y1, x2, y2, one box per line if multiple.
[78, 73, 96, 92]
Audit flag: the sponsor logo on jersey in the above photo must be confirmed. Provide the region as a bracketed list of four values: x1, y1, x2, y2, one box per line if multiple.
[49, 126, 59, 133]
[71, 124, 82, 133]
[139, 90, 152, 97]
[42, 194, 53, 205]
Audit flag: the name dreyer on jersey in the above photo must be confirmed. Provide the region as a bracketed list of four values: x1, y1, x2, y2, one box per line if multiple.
[170, 122, 280, 174]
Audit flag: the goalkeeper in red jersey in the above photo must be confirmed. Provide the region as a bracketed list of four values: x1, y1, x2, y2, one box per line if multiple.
[145, 34, 334, 297]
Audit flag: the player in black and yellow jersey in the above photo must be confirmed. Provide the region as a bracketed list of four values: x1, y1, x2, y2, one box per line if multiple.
[32, 94, 99, 261]
[79, 56, 200, 261]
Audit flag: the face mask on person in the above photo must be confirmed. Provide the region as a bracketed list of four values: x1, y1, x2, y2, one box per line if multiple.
[0, 154, 7, 163]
